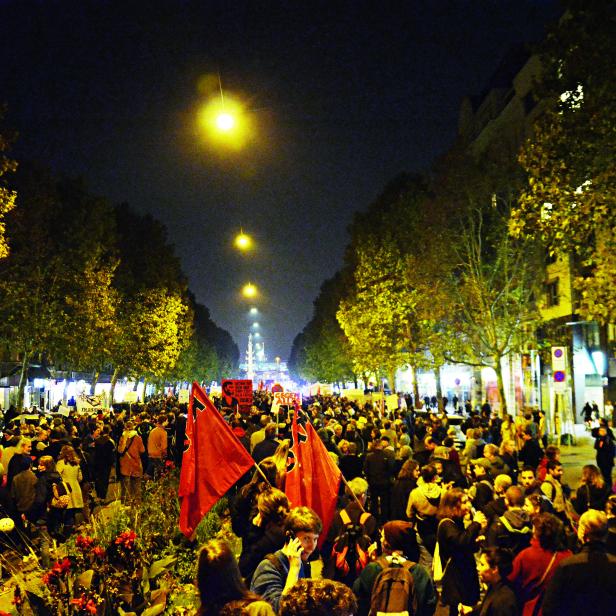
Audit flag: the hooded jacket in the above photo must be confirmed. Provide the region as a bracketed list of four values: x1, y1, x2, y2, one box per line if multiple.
[406, 480, 442, 519]
[487, 508, 532, 555]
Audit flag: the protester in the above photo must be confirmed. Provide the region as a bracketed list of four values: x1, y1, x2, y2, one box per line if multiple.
[250, 506, 322, 612]
[238, 487, 290, 582]
[572, 464, 609, 515]
[117, 421, 145, 505]
[436, 488, 487, 616]
[56, 445, 85, 529]
[196, 538, 275, 616]
[508, 512, 572, 616]
[542, 509, 616, 616]
[279, 579, 357, 616]
[352, 520, 437, 616]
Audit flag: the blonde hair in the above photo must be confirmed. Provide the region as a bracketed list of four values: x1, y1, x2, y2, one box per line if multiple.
[59, 445, 80, 466]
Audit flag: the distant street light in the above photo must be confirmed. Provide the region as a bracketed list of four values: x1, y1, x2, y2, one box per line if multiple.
[249, 307, 258, 315]
[252, 322, 260, 328]
[216, 112, 235, 132]
[242, 283, 257, 298]
[234, 231, 253, 251]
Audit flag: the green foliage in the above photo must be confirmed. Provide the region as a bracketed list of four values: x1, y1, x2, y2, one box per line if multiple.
[0, 106, 17, 259]
[511, 0, 616, 323]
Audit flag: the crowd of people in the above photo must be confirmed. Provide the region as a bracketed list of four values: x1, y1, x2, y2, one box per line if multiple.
[2, 391, 616, 615]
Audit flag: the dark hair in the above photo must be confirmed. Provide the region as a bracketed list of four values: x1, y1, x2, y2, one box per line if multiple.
[438, 488, 467, 520]
[483, 547, 514, 577]
[606, 495, 616, 516]
[285, 506, 322, 535]
[547, 460, 562, 472]
[398, 458, 419, 480]
[279, 578, 357, 616]
[197, 539, 259, 615]
[533, 513, 565, 551]
[421, 464, 438, 483]
[264, 423, 278, 439]
[545, 445, 560, 461]
[257, 487, 290, 527]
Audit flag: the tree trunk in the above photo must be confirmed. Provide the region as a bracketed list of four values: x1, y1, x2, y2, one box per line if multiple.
[16, 351, 31, 411]
[435, 364, 444, 411]
[90, 371, 100, 394]
[494, 355, 508, 418]
[409, 364, 422, 408]
[110, 367, 120, 405]
[142, 378, 148, 401]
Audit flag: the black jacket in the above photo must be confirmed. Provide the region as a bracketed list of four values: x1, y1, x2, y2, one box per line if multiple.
[478, 581, 518, 616]
[542, 542, 616, 616]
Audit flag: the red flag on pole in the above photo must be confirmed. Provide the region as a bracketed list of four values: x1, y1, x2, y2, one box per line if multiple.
[285, 408, 341, 543]
[179, 381, 255, 538]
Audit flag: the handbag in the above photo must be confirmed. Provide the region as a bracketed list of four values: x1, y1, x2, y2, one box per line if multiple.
[432, 517, 453, 583]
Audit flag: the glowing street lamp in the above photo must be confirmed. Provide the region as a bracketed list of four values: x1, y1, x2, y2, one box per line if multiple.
[216, 112, 235, 132]
[234, 231, 253, 251]
[252, 322, 260, 328]
[249, 307, 258, 315]
[242, 283, 257, 299]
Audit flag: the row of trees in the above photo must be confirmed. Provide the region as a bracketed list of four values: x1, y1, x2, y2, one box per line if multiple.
[0, 154, 238, 409]
[289, 1, 615, 415]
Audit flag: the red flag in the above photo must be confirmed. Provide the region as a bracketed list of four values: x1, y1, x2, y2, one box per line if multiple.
[285, 409, 341, 544]
[179, 381, 254, 537]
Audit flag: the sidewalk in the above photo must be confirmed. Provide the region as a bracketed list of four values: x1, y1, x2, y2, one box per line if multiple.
[559, 424, 598, 488]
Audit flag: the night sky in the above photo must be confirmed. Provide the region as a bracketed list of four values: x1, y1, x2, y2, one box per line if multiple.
[0, 0, 561, 361]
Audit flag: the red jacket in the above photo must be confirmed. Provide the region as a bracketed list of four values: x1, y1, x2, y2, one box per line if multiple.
[508, 537, 572, 616]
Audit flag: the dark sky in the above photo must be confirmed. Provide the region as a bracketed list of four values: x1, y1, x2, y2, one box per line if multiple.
[0, 0, 561, 361]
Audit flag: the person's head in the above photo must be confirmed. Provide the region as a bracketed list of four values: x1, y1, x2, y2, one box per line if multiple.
[581, 464, 605, 489]
[519, 467, 536, 490]
[500, 439, 516, 456]
[256, 487, 290, 527]
[264, 423, 278, 440]
[17, 437, 32, 455]
[504, 485, 525, 509]
[494, 474, 513, 496]
[398, 445, 412, 462]
[577, 509, 608, 545]
[380, 435, 391, 449]
[525, 494, 553, 519]
[197, 539, 254, 615]
[472, 458, 491, 479]
[334, 424, 343, 438]
[156, 414, 167, 427]
[381, 521, 419, 561]
[478, 548, 513, 586]
[278, 578, 357, 616]
[545, 445, 561, 462]
[483, 444, 498, 460]
[222, 382, 234, 396]
[606, 495, 616, 518]
[547, 460, 563, 481]
[285, 507, 322, 562]
[346, 477, 369, 504]
[421, 464, 438, 484]
[533, 513, 565, 551]
[438, 488, 471, 520]
[398, 458, 420, 481]
[38, 455, 55, 472]
[59, 445, 80, 465]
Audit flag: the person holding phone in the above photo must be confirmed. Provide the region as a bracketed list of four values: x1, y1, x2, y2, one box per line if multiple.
[250, 506, 322, 612]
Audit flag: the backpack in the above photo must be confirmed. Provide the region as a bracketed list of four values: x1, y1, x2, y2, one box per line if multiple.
[330, 509, 372, 579]
[50, 481, 72, 509]
[369, 555, 417, 616]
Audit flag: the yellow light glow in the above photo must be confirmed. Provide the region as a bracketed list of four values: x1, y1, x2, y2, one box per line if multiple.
[234, 232, 252, 251]
[197, 94, 253, 151]
[216, 112, 235, 132]
[242, 283, 257, 298]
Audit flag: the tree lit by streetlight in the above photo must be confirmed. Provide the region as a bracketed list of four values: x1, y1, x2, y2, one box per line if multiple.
[242, 283, 257, 298]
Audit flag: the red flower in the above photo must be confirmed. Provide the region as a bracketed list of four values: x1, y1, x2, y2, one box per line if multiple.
[51, 557, 71, 575]
[164, 460, 175, 468]
[92, 546, 106, 559]
[76, 535, 95, 550]
[114, 530, 137, 548]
